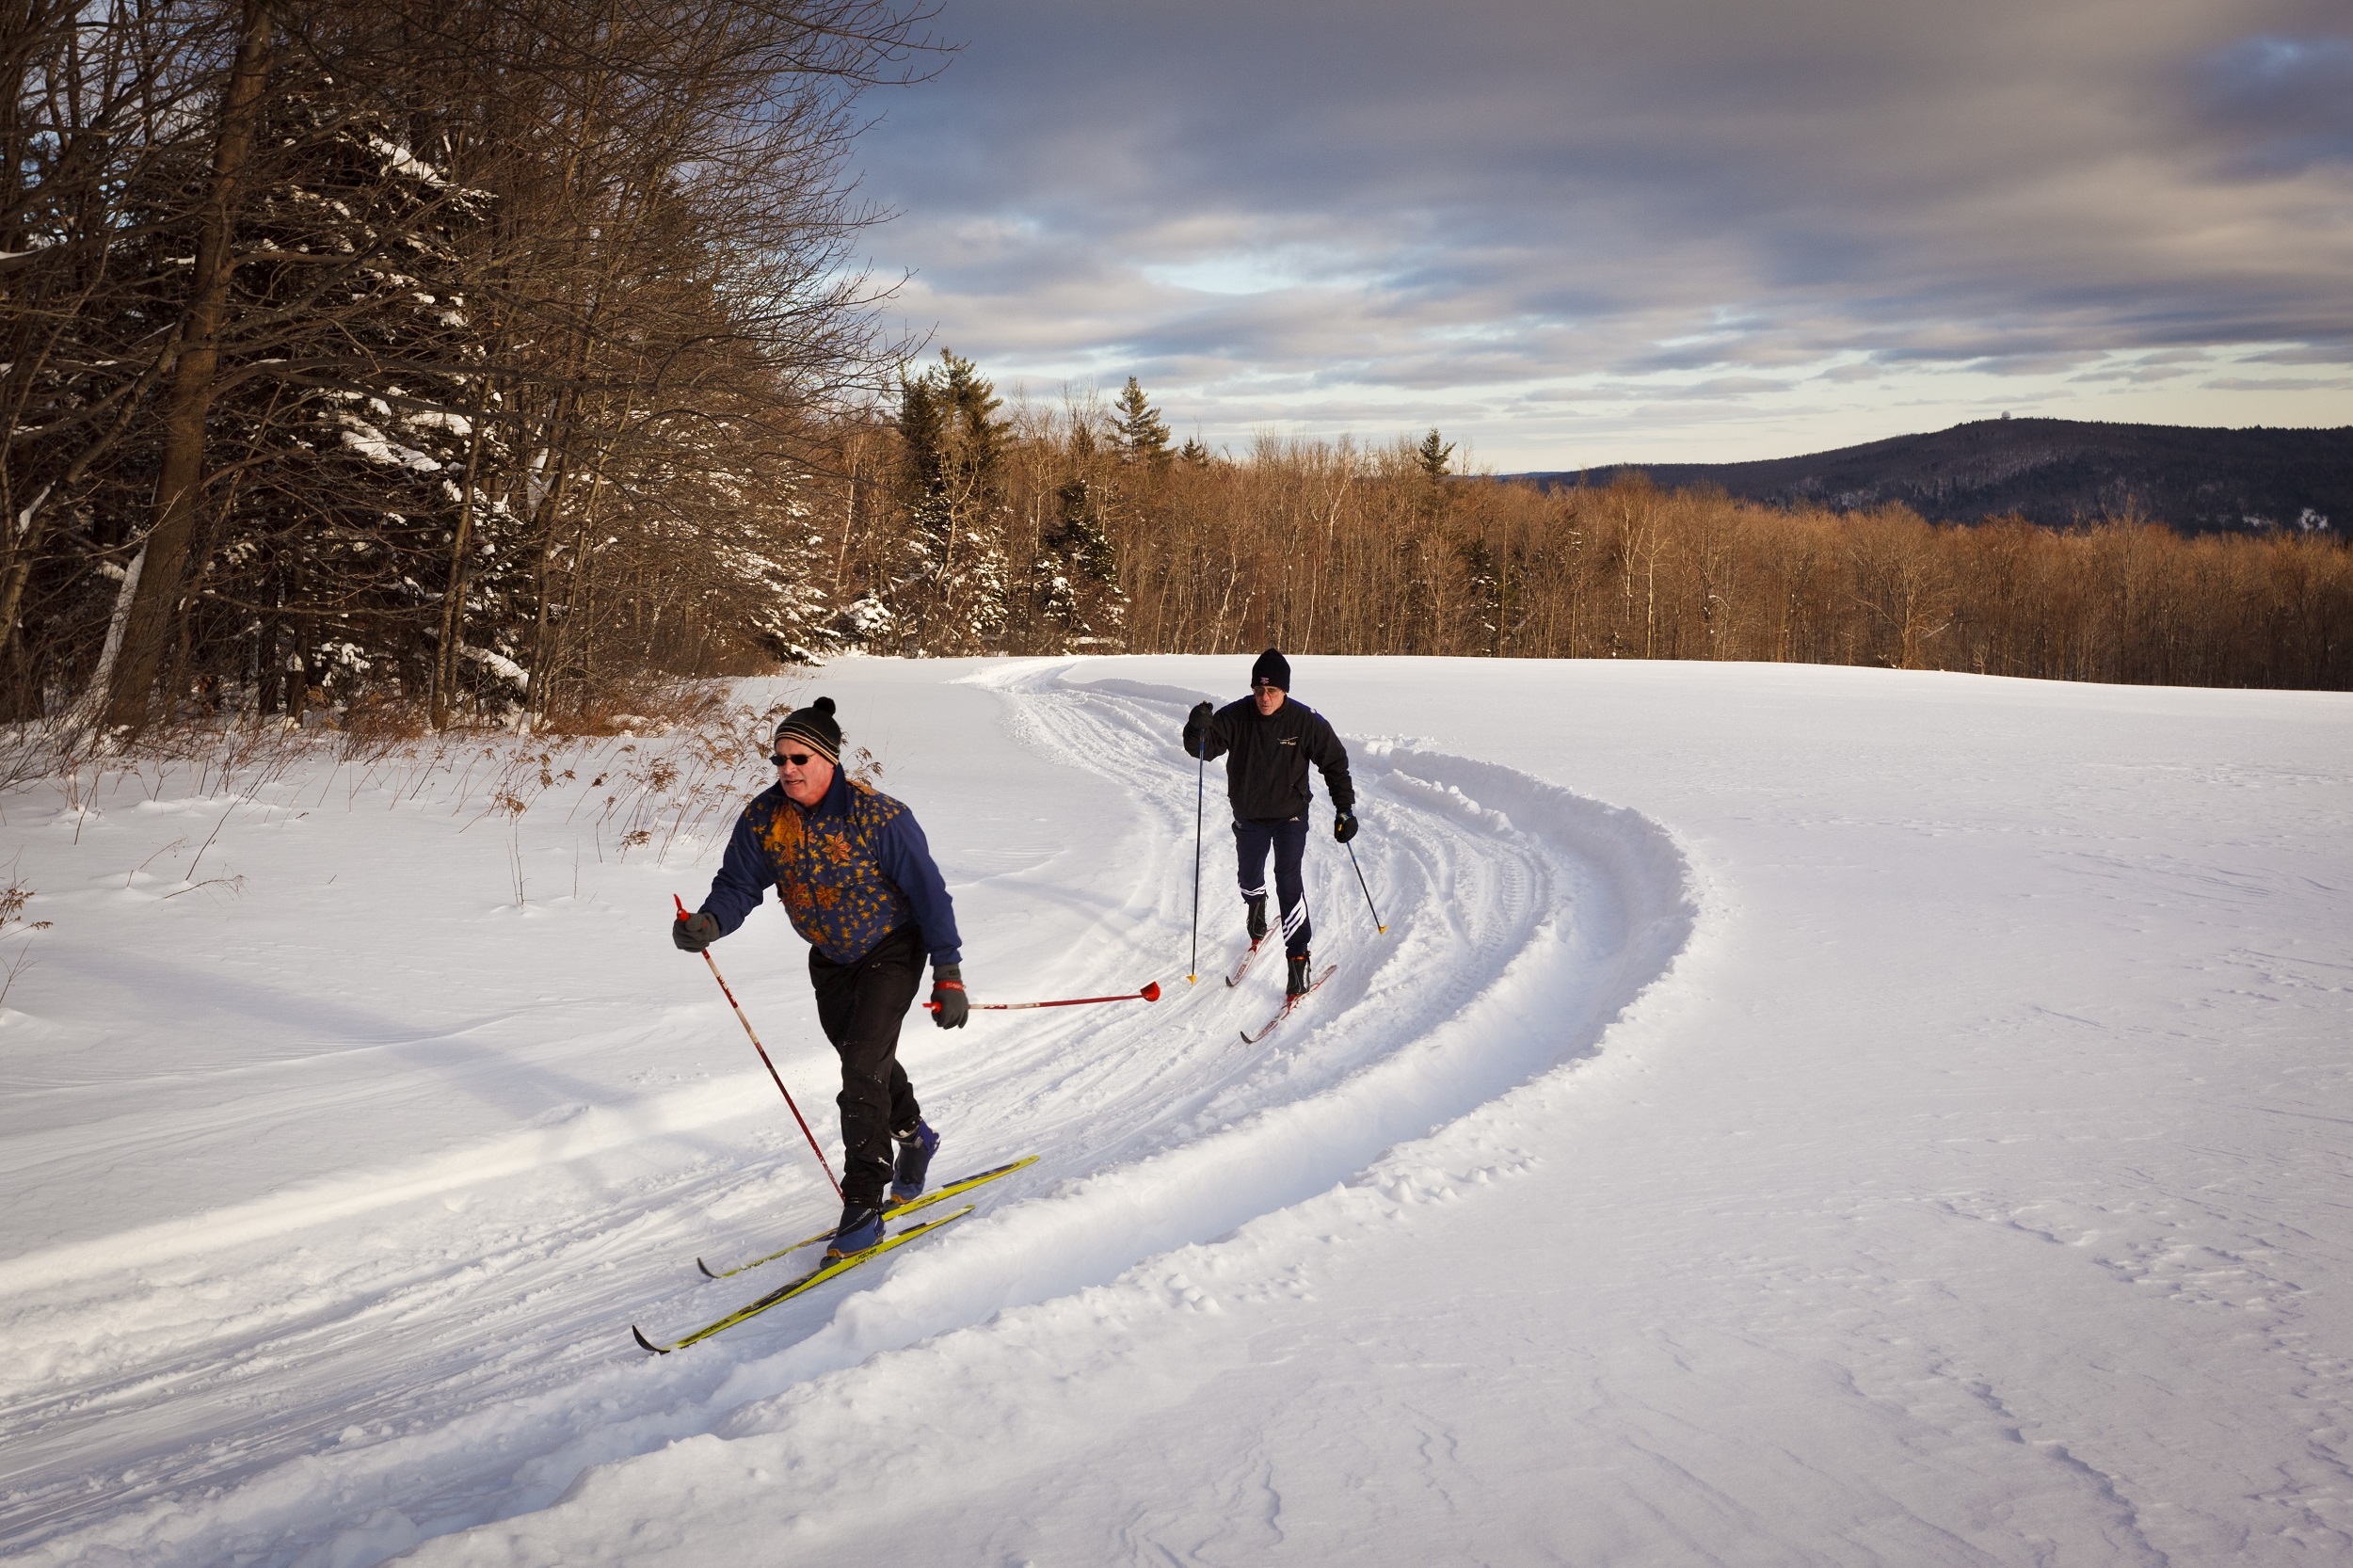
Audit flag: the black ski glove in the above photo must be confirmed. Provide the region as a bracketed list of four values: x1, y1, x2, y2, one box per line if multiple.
[672, 910, 719, 952]
[1186, 700, 1213, 757]
[1334, 810, 1359, 844]
[930, 964, 968, 1029]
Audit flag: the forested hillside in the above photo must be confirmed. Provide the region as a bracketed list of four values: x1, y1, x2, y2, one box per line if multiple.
[1524, 418, 2353, 535]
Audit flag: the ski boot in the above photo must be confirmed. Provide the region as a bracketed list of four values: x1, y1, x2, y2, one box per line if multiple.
[1245, 894, 1269, 944]
[824, 1200, 884, 1261]
[1286, 951, 1311, 998]
[888, 1119, 940, 1208]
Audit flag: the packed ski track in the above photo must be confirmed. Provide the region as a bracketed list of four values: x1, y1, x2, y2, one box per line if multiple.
[0, 659, 1697, 1566]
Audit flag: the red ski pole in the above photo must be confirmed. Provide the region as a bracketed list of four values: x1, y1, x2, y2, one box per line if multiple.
[926, 982, 1162, 1014]
[675, 894, 840, 1203]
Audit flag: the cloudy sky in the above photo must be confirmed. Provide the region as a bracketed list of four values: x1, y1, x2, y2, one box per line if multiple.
[845, 0, 2353, 469]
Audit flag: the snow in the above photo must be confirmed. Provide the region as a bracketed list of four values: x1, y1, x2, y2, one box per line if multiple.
[337, 417, 444, 473]
[457, 643, 529, 693]
[2, 657, 2348, 1566]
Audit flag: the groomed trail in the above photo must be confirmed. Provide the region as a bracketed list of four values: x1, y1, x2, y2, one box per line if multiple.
[1, 661, 1698, 1568]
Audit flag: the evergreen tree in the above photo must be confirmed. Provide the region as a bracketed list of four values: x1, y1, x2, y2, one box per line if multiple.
[891, 349, 1010, 653]
[206, 85, 506, 721]
[1415, 428, 1458, 531]
[1113, 376, 1172, 466]
[1031, 463, 1126, 650]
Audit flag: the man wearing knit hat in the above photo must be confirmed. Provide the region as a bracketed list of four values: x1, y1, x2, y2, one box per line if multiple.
[1182, 648, 1358, 998]
[672, 696, 967, 1260]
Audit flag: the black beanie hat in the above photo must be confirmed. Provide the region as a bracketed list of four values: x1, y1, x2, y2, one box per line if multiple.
[775, 696, 841, 763]
[1250, 648, 1290, 691]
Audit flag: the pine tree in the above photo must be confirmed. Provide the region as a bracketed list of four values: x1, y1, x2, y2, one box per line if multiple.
[1113, 376, 1172, 466]
[1415, 428, 1458, 533]
[1032, 462, 1126, 650]
[209, 88, 505, 722]
[891, 349, 1010, 653]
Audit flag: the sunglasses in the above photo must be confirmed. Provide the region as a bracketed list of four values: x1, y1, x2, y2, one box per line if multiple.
[770, 751, 816, 767]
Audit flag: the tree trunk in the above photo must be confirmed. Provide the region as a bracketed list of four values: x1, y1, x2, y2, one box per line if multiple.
[431, 378, 494, 728]
[100, 0, 274, 732]
[78, 545, 147, 719]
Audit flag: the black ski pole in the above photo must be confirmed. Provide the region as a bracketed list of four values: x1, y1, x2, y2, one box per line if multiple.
[1346, 840, 1386, 935]
[1189, 734, 1205, 983]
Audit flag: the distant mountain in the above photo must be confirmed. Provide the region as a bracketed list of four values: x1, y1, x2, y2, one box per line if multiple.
[1517, 418, 2352, 535]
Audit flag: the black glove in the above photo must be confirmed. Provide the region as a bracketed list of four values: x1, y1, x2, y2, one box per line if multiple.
[1185, 699, 1213, 756]
[930, 964, 968, 1029]
[1334, 810, 1359, 844]
[672, 910, 719, 952]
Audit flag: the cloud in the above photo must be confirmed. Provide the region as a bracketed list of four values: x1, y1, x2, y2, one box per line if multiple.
[2235, 343, 2353, 365]
[846, 0, 2353, 464]
[2204, 376, 2353, 392]
[2071, 365, 2201, 384]
[2199, 33, 2353, 174]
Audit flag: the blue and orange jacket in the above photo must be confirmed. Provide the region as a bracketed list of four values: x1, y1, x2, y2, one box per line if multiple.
[700, 767, 962, 966]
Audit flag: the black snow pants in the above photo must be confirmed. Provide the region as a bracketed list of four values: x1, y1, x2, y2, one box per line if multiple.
[808, 922, 924, 1209]
[1234, 815, 1311, 959]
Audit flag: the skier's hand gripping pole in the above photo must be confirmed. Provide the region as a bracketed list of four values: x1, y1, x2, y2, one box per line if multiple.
[926, 982, 1163, 1014]
[674, 894, 841, 1203]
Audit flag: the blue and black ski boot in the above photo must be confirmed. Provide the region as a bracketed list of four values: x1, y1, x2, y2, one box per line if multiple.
[888, 1119, 940, 1206]
[1286, 951, 1310, 997]
[1246, 894, 1269, 944]
[824, 1201, 883, 1261]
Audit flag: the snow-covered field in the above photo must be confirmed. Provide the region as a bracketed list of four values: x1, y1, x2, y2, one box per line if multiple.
[3, 656, 2348, 1566]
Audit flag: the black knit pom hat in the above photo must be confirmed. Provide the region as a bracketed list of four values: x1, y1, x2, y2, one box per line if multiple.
[775, 696, 842, 763]
[1250, 648, 1290, 691]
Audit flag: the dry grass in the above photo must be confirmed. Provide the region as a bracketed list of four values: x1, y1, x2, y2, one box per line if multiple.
[0, 857, 52, 1008]
[0, 680, 802, 915]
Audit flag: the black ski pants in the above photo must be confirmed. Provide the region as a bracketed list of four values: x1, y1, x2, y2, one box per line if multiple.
[808, 922, 924, 1209]
[1234, 815, 1311, 958]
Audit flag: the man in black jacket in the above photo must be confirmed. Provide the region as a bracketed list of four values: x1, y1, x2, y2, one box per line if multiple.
[1182, 648, 1357, 996]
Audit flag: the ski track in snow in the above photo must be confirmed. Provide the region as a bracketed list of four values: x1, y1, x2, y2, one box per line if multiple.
[0, 662, 1699, 1567]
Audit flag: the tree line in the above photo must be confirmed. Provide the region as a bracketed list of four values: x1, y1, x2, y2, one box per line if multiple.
[801, 361, 2351, 692]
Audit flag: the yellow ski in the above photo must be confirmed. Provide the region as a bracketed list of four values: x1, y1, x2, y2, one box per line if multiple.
[635, 1206, 972, 1353]
[696, 1156, 1039, 1279]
